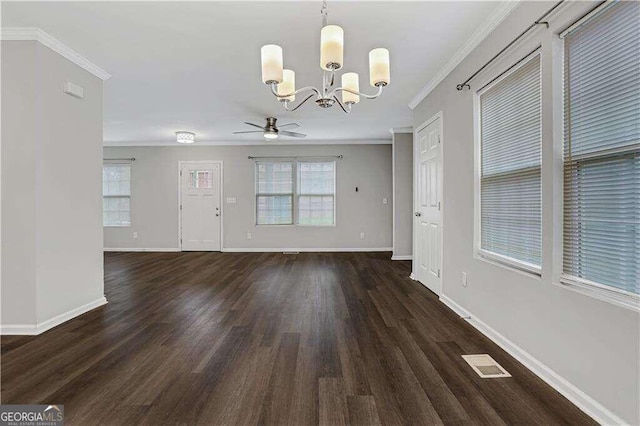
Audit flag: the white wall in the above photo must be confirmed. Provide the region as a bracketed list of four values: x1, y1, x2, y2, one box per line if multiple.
[392, 132, 413, 259]
[1, 40, 105, 333]
[103, 144, 393, 251]
[412, 2, 639, 424]
[1, 41, 38, 327]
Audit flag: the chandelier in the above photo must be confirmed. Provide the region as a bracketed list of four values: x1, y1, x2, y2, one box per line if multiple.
[260, 1, 390, 113]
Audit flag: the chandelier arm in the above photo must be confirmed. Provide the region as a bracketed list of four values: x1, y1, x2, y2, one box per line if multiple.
[283, 93, 315, 112]
[270, 83, 320, 99]
[333, 95, 351, 114]
[331, 84, 384, 100]
[327, 69, 335, 87]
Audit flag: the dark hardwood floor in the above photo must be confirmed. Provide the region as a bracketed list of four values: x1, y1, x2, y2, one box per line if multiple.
[2, 252, 595, 425]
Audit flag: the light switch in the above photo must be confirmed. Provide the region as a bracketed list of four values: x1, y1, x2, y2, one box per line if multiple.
[226, 197, 237, 204]
[383, 198, 388, 205]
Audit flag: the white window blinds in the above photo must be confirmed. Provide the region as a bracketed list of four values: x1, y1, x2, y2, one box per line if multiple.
[103, 163, 131, 227]
[479, 53, 542, 271]
[255, 162, 294, 225]
[563, 1, 640, 295]
[297, 161, 336, 226]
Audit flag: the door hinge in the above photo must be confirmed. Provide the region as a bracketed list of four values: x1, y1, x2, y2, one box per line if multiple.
[438, 201, 441, 211]
[438, 135, 441, 144]
[180, 170, 182, 176]
[437, 269, 441, 278]
[180, 204, 182, 210]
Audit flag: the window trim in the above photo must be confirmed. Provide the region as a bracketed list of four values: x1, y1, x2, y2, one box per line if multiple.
[474, 49, 543, 276]
[103, 161, 132, 228]
[555, 2, 640, 310]
[557, 274, 640, 312]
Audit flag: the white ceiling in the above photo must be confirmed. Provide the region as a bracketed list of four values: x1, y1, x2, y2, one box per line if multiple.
[2, 1, 503, 145]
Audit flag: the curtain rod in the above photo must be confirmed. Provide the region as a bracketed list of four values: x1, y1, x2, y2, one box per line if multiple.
[248, 155, 343, 160]
[456, 0, 565, 91]
[104, 158, 135, 161]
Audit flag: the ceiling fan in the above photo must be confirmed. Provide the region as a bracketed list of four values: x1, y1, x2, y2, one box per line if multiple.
[233, 117, 306, 140]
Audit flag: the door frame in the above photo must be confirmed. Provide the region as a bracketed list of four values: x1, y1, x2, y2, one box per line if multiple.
[178, 160, 224, 251]
[412, 111, 444, 295]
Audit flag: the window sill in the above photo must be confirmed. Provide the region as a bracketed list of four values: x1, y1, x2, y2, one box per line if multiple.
[477, 249, 542, 277]
[104, 224, 131, 228]
[557, 275, 640, 313]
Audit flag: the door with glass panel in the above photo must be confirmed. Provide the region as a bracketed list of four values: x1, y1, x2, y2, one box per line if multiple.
[180, 162, 222, 251]
[415, 117, 442, 295]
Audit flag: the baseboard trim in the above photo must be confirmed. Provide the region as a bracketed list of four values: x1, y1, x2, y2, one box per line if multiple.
[391, 255, 412, 260]
[104, 248, 180, 252]
[222, 247, 393, 253]
[439, 294, 625, 426]
[409, 272, 417, 280]
[1, 296, 108, 336]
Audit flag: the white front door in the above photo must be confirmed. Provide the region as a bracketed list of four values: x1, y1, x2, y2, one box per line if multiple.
[415, 117, 442, 295]
[180, 162, 221, 251]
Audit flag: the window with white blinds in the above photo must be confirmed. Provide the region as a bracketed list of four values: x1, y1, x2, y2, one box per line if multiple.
[255, 162, 294, 225]
[562, 1, 640, 296]
[479, 53, 542, 272]
[297, 161, 336, 226]
[103, 163, 131, 227]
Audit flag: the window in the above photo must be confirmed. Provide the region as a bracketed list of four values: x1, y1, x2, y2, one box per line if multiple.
[254, 160, 336, 226]
[255, 162, 294, 225]
[297, 161, 335, 226]
[189, 170, 213, 189]
[103, 163, 131, 227]
[478, 53, 542, 273]
[562, 1, 639, 297]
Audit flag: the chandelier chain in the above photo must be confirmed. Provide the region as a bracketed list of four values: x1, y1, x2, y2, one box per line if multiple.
[321, 0, 328, 26]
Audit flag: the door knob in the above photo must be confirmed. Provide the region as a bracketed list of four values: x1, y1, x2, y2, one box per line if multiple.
[414, 211, 421, 217]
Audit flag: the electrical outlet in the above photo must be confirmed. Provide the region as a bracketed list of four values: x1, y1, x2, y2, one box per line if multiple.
[133, 231, 138, 239]
[247, 232, 252, 240]
[360, 232, 365, 239]
[382, 197, 388, 205]
[462, 272, 468, 287]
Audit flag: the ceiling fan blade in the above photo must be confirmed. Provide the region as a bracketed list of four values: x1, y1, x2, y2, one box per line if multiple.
[233, 130, 265, 134]
[244, 122, 266, 130]
[279, 130, 307, 138]
[277, 123, 300, 129]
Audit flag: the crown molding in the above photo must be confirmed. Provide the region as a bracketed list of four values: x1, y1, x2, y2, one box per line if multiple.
[408, 1, 521, 110]
[1, 27, 111, 81]
[103, 139, 392, 147]
[389, 127, 413, 135]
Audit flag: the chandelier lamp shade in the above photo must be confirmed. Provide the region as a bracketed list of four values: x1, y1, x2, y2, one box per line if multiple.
[260, 1, 390, 113]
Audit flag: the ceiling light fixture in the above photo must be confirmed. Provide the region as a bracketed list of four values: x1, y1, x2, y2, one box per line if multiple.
[176, 131, 195, 144]
[260, 0, 390, 113]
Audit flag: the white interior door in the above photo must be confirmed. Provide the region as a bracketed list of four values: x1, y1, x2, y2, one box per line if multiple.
[180, 162, 221, 251]
[415, 117, 442, 295]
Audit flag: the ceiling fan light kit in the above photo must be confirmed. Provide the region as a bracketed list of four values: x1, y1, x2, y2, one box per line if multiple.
[260, 0, 390, 113]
